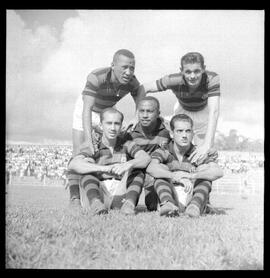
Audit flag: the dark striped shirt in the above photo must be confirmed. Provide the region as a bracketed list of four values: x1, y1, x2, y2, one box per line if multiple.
[151, 141, 218, 172]
[82, 67, 140, 113]
[127, 118, 171, 154]
[77, 135, 142, 180]
[156, 71, 220, 112]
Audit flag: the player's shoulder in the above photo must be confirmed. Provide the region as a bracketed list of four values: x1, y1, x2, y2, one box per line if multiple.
[91, 67, 111, 76]
[161, 72, 184, 87]
[167, 72, 183, 81]
[205, 70, 219, 81]
[88, 67, 111, 84]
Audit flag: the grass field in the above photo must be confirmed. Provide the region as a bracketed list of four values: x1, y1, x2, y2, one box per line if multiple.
[6, 184, 264, 270]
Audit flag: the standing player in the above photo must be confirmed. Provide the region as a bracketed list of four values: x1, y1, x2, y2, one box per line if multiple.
[69, 49, 145, 207]
[142, 52, 220, 165]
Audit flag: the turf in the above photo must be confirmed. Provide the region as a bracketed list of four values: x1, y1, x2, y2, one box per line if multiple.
[6, 185, 264, 269]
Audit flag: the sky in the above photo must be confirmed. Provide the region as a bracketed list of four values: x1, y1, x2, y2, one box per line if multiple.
[6, 10, 264, 144]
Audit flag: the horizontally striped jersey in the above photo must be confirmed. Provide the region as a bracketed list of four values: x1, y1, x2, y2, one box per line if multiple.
[151, 141, 218, 172]
[82, 67, 140, 113]
[156, 71, 220, 112]
[77, 135, 142, 180]
[127, 118, 171, 154]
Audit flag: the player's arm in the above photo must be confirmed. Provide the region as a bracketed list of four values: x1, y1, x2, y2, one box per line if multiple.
[82, 94, 96, 151]
[204, 95, 220, 149]
[111, 149, 151, 176]
[68, 154, 112, 174]
[190, 161, 223, 181]
[146, 158, 190, 181]
[189, 95, 220, 164]
[141, 81, 160, 94]
[189, 72, 220, 164]
[82, 73, 100, 154]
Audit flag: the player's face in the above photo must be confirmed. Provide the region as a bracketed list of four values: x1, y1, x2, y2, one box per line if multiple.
[172, 120, 193, 148]
[101, 112, 122, 140]
[138, 100, 159, 127]
[181, 63, 205, 89]
[112, 55, 135, 84]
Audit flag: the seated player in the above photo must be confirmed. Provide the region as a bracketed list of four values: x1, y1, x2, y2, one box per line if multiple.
[68, 108, 150, 215]
[126, 96, 171, 211]
[146, 114, 223, 217]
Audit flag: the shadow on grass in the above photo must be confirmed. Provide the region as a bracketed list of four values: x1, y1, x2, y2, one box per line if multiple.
[204, 206, 234, 215]
[135, 205, 234, 215]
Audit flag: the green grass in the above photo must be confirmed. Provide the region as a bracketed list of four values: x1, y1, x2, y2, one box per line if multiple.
[6, 185, 264, 270]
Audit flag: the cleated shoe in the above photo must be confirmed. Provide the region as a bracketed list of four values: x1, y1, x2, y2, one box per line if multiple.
[160, 201, 180, 217]
[120, 199, 136, 216]
[185, 203, 200, 218]
[90, 198, 108, 215]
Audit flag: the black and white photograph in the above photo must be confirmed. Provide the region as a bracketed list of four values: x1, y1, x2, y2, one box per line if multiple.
[6, 9, 264, 270]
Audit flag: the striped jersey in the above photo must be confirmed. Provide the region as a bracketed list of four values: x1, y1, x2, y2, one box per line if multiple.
[77, 135, 142, 180]
[156, 71, 220, 112]
[82, 67, 140, 113]
[151, 141, 218, 172]
[127, 118, 171, 154]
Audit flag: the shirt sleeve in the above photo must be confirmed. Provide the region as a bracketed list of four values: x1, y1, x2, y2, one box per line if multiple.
[151, 148, 168, 163]
[207, 74, 220, 97]
[125, 140, 143, 158]
[77, 142, 94, 158]
[82, 73, 99, 97]
[156, 73, 181, 91]
[202, 148, 219, 164]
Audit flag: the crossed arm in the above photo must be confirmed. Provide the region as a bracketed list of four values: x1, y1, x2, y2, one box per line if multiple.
[147, 158, 223, 188]
[68, 150, 151, 176]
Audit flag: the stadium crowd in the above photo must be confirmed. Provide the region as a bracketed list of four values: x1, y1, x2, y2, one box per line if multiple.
[5, 144, 72, 185]
[5, 144, 264, 186]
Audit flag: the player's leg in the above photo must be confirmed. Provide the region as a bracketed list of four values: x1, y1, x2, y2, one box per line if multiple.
[121, 169, 145, 215]
[67, 96, 85, 207]
[144, 173, 159, 211]
[185, 179, 212, 217]
[153, 179, 180, 217]
[80, 174, 108, 215]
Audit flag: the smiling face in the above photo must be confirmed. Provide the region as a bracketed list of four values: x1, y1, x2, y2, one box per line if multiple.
[138, 100, 160, 128]
[172, 120, 194, 148]
[101, 111, 123, 140]
[112, 54, 135, 84]
[181, 62, 205, 89]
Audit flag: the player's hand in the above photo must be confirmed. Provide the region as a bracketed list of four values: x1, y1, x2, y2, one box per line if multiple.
[171, 171, 191, 183]
[188, 144, 209, 165]
[111, 162, 133, 176]
[181, 178, 194, 194]
[126, 117, 138, 132]
[101, 165, 114, 173]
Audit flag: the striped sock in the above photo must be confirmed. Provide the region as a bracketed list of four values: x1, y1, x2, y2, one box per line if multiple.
[125, 170, 145, 206]
[67, 173, 81, 200]
[80, 174, 101, 205]
[154, 179, 175, 205]
[190, 179, 212, 213]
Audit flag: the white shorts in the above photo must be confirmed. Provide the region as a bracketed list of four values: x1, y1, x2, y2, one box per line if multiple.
[173, 102, 209, 146]
[79, 171, 129, 210]
[72, 95, 101, 131]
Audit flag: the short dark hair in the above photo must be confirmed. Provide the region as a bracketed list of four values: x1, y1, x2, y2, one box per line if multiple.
[100, 107, 124, 123]
[113, 49, 135, 62]
[180, 52, 205, 68]
[170, 114, 194, 131]
[139, 96, 160, 111]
